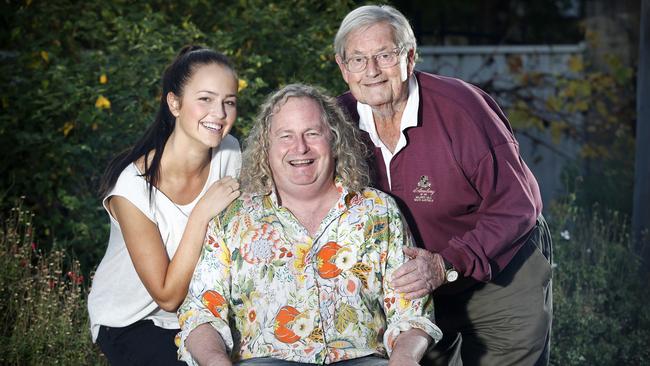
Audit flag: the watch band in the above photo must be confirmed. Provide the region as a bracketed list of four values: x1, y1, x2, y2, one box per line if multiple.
[442, 258, 459, 283]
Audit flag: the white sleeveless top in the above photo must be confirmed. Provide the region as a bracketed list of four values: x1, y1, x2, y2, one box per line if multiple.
[88, 135, 241, 341]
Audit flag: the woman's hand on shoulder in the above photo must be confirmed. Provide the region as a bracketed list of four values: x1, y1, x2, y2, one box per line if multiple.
[193, 176, 240, 224]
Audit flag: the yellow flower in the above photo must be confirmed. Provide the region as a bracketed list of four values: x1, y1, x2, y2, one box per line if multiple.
[238, 79, 248, 92]
[95, 95, 111, 110]
[99, 74, 108, 84]
[62, 121, 74, 137]
[293, 242, 312, 273]
[568, 55, 583, 73]
[398, 294, 410, 310]
[218, 246, 231, 267]
[178, 309, 196, 328]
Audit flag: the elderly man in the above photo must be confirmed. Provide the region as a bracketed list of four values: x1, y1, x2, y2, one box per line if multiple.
[176, 84, 441, 366]
[335, 5, 553, 366]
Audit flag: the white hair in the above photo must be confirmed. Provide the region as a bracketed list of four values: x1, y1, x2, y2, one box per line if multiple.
[334, 4, 417, 59]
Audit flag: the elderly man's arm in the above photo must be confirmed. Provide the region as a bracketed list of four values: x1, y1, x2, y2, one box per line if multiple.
[389, 328, 432, 366]
[186, 324, 232, 366]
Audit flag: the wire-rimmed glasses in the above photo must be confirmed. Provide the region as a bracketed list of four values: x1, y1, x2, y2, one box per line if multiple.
[343, 48, 404, 73]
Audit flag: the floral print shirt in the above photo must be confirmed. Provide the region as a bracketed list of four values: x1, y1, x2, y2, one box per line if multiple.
[177, 181, 442, 364]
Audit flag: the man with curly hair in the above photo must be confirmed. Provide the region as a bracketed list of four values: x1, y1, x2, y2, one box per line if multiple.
[176, 84, 441, 366]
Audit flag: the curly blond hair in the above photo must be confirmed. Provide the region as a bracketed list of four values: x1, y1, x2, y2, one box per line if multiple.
[240, 83, 369, 194]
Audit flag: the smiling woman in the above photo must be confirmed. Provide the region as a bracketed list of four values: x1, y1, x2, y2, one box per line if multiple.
[87, 46, 243, 365]
[167, 62, 238, 149]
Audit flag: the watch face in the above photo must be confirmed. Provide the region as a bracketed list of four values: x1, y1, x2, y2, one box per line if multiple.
[446, 269, 459, 283]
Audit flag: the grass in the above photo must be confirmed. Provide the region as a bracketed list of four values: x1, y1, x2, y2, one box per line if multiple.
[0, 197, 648, 365]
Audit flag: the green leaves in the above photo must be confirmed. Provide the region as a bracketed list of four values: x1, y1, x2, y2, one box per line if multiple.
[335, 302, 357, 333]
[1, 0, 357, 270]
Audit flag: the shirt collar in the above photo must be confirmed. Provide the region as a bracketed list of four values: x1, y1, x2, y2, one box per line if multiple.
[262, 177, 362, 212]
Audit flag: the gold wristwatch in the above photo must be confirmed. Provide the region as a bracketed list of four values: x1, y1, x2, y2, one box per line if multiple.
[443, 258, 459, 283]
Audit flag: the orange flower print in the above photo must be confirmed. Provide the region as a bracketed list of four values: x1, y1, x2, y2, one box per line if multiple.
[316, 241, 342, 279]
[248, 308, 257, 323]
[274, 306, 301, 343]
[383, 296, 396, 310]
[278, 246, 293, 259]
[338, 277, 360, 297]
[206, 234, 219, 249]
[202, 290, 227, 319]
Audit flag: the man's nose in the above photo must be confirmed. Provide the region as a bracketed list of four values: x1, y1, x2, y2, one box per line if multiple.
[295, 135, 309, 153]
[365, 57, 381, 77]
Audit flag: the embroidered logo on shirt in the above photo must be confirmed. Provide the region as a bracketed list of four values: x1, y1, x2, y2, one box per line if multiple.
[413, 175, 436, 202]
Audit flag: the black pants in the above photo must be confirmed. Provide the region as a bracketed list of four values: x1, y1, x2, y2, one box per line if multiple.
[97, 320, 185, 366]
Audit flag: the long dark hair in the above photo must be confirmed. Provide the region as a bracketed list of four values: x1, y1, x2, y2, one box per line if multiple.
[98, 45, 237, 200]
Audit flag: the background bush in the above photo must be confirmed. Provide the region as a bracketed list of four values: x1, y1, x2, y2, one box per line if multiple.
[0, 199, 105, 365]
[549, 197, 650, 365]
[0, 0, 355, 270]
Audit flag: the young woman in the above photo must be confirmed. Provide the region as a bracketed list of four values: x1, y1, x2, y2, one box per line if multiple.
[88, 46, 242, 365]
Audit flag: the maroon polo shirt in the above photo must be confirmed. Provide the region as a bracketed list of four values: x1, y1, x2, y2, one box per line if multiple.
[339, 71, 542, 285]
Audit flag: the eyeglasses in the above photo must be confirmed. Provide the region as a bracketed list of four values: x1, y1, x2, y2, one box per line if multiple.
[343, 48, 404, 73]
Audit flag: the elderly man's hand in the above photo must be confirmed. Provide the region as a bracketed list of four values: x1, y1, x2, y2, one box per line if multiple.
[391, 247, 446, 299]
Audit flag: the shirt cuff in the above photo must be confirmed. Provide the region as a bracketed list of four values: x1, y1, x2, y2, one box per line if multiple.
[177, 310, 234, 365]
[383, 316, 443, 356]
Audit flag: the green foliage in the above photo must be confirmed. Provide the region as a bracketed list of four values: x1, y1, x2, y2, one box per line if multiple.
[549, 197, 650, 365]
[0, 0, 356, 270]
[0, 199, 106, 365]
[504, 54, 635, 157]
[501, 52, 636, 215]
